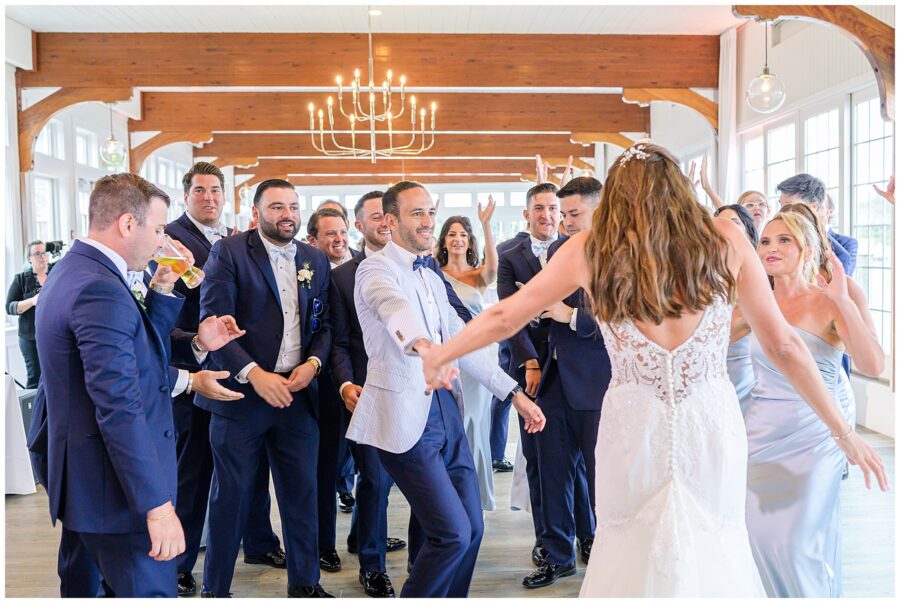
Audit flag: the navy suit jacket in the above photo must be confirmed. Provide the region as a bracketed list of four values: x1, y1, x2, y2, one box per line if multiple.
[828, 229, 858, 277]
[196, 229, 332, 420]
[497, 234, 568, 372]
[537, 239, 611, 411]
[35, 240, 184, 532]
[328, 248, 472, 391]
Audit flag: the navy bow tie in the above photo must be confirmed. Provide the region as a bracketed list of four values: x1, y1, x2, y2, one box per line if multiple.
[412, 255, 430, 271]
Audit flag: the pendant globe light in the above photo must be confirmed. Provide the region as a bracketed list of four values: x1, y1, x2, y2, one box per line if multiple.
[99, 103, 127, 169]
[746, 21, 786, 114]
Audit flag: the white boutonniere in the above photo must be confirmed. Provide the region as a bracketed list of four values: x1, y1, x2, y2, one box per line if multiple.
[297, 262, 315, 289]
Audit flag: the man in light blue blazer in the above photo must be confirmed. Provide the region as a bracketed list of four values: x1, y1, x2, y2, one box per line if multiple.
[347, 181, 546, 598]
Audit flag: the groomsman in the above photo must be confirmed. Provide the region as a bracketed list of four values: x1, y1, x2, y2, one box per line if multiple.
[198, 179, 333, 598]
[306, 207, 357, 574]
[496, 183, 562, 564]
[166, 161, 284, 596]
[524, 177, 611, 588]
[34, 174, 188, 597]
[347, 181, 543, 597]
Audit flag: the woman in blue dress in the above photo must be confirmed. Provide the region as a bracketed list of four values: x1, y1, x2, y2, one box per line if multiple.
[744, 211, 886, 597]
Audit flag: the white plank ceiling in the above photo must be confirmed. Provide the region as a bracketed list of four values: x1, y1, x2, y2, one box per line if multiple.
[6, 4, 746, 35]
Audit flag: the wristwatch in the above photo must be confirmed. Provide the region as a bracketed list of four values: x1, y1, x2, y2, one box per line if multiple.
[307, 356, 322, 376]
[191, 335, 207, 355]
[506, 384, 524, 402]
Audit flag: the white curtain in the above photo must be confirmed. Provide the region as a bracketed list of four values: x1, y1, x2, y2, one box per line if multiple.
[717, 27, 739, 204]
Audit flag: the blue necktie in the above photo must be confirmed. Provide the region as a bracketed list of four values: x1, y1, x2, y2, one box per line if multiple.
[268, 243, 297, 263]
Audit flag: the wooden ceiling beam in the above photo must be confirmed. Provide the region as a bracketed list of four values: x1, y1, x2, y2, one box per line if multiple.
[570, 132, 636, 149]
[199, 133, 591, 163]
[733, 5, 894, 121]
[129, 131, 213, 174]
[622, 88, 718, 133]
[17, 87, 133, 170]
[235, 158, 535, 179]
[21, 33, 719, 89]
[131, 92, 648, 133]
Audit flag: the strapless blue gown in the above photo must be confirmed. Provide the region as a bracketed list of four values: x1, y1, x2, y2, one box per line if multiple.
[744, 328, 855, 597]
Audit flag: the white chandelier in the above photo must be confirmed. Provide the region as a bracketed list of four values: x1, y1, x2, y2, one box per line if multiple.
[307, 6, 436, 163]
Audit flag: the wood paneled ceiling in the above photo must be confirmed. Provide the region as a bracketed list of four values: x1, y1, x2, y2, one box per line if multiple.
[15, 8, 727, 185]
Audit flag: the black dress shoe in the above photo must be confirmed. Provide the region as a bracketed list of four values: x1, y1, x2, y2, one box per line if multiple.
[522, 562, 577, 589]
[319, 548, 342, 572]
[243, 547, 286, 568]
[347, 538, 358, 554]
[577, 537, 593, 564]
[338, 492, 355, 513]
[177, 572, 197, 597]
[531, 543, 548, 566]
[287, 584, 334, 598]
[492, 459, 514, 472]
[200, 590, 232, 598]
[385, 537, 406, 552]
[359, 570, 396, 598]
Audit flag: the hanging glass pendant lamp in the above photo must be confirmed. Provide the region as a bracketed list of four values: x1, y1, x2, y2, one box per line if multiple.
[746, 21, 786, 114]
[99, 103, 127, 169]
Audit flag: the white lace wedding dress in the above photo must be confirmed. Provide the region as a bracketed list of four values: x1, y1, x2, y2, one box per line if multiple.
[579, 297, 766, 597]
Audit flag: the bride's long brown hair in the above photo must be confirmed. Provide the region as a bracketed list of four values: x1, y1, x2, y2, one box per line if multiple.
[585, 143, 735, 324]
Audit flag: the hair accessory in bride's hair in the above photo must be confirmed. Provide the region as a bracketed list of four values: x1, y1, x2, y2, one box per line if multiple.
[617, 143, 651, 167]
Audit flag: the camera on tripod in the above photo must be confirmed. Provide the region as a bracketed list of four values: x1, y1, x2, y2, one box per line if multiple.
[45, 240, 66, 258]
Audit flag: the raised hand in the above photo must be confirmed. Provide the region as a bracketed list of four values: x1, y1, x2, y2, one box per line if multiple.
[815, 250, 849, 302]
[477, 195, 496, 225]
[699, 155, 711, 189]
[511, 391, 546, 433]
[197, 314, 246, 351]
[558, 155, 574, 186]
[192, 370, 244, 401]
[535, 154, 550, 184]
[873, 175, 895, 205]
[686, 160, 700, 189]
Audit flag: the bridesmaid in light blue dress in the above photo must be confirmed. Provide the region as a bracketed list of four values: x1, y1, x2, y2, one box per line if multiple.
[744, 211, 886, 598]
[435, 199, 499, 511]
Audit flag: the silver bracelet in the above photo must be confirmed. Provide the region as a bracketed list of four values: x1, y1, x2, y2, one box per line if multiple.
[832, 427, 854, 440]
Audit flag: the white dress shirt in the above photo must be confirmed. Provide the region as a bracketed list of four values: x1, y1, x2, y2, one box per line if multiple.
[392, 243, 442, 344]
[236, 234, 303, 382]
[185, 212, 228, 246]
[529, 233, 559, 268]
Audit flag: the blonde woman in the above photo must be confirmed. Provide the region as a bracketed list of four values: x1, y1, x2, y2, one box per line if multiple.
[744, 212, 884, 597]
[418, 143, 887, 597]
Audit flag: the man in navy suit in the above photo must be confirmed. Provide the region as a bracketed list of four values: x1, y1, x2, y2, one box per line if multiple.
[523, 177, 611, 588]
[165, 161, 284, 596]
[496, 183, 563, 565]
[34, 174, 190, 597]
[198, 179, 333, 598]
[776, 174, 857, 275]
[306, 206, 358, 574]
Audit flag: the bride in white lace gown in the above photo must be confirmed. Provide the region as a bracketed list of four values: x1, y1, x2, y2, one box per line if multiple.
[420, 143, 887, 597]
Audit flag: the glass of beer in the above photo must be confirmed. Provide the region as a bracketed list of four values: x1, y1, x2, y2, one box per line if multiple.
[155, 235, 205, 289]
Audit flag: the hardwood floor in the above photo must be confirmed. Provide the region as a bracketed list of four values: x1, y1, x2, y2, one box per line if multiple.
[5, 427, 894, 597]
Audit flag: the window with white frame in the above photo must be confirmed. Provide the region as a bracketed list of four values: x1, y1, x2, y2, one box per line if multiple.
[442, 192, 472, 209]
[76, 178, 94, 236]
[851, 93, 894, 359]
[75, 128, 99, 168]
[803, 107, 840, 216]
[477, 192, 505, 208]
[509, 191, 527, 207]
[157, 158, 172, 189]
[765, 122, 796, 208]
[742, 134, 765, 194]
[34, 119, 65, 160]
[33, 175, 61, 241]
